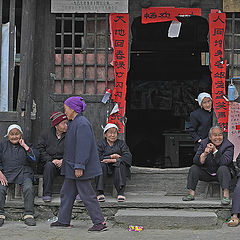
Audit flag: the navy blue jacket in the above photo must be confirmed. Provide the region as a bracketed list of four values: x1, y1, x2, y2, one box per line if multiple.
[61, 113, 102, 180]
[193, 138, 234, 175]
[188, 108, 213, 151]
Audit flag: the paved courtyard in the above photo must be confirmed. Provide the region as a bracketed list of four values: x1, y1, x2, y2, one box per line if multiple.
[0, 220, 240, 240]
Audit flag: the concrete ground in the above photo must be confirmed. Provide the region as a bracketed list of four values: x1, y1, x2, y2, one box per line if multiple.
[0, 220, 239, 240]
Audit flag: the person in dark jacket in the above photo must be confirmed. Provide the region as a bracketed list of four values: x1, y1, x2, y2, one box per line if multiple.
[182, 126, 234, 205]
[188, 92, 213, 151]
[228, 155, 240, 226]
[96, 123, 132, 202]
[37, 111, 67, 202]
[50, 96, 107, 232]
[0, 124, 38, 227]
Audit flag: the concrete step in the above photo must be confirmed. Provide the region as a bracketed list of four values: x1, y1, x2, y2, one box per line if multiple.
[114, 209, 220, 229]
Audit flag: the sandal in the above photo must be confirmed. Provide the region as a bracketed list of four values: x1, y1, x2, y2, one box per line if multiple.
[97, 194, 105, 202]
[228, 217, 240, 227]
[117, 195, 126, 202]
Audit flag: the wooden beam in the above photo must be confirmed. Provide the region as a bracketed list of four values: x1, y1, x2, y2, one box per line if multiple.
[18, 0, 37, 140]
[0, 111, 18, 121]
[0, 0, 3, 96]
[8, 0, 15, 111]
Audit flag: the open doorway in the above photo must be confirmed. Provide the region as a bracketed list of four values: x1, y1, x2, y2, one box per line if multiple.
[126, 15, 211, 168]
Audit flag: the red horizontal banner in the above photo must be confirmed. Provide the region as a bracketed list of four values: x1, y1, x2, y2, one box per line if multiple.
[142, 7, 201, 24]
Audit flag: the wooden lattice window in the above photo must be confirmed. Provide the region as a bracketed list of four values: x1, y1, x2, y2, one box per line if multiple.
[225, 13, 240, 80]
[54, 13, 114, 95]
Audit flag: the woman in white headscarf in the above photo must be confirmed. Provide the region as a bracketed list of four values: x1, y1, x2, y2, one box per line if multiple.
[95, 123, 132, 203]
[188, 92, 213, 151]
[0, 124, 39, 227]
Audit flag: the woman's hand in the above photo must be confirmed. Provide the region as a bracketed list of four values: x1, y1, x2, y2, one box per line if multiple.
[75, 169, 83, 178]
[110, 154, 121, 159]
[52, 159, 63, 168]
[19, 139, 30, 151]
[101, 159, 117, 163]
[207, 143, 217, 153]
[0, 171, 8, 186]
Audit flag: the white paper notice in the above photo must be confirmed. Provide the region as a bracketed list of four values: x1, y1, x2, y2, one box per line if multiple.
[228, 102, 240, 161]
[110, 103, 119, 115]
[168, 21, 182, 38]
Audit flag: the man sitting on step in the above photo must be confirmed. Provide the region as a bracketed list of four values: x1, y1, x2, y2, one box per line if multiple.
[182, 126, 234, 205]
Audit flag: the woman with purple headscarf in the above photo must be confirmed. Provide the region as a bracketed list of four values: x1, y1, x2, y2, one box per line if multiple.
[50, 96, 107, 232]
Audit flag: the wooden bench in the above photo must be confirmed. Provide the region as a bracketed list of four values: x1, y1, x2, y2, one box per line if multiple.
[6, 184, 23, 201]
[205, 181, 222, 199]
[6, 174, 117, 200]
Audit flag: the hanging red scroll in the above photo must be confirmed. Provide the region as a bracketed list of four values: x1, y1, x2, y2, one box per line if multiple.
[209, 13, 228, 132]
[142, 7, 201, 24]
[108, 13, 129, 133]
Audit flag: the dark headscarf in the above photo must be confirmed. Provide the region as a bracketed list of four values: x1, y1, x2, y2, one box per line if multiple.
[64, 96, 86, 113]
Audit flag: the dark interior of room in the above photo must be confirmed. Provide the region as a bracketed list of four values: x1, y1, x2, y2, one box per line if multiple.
[126, 15, 212, 168]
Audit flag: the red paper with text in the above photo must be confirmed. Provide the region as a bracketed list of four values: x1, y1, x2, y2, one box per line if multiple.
[142, 7, 201, 24]
[209, 13, 228, 132]
[108, 13, 129, 133]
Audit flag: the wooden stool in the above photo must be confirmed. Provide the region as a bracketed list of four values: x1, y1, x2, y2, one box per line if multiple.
[205, 181, 222, 199]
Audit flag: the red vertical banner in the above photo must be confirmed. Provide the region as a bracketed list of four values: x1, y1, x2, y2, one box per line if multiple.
[209, 13, 228, 132]
[108, 13, 129, 133]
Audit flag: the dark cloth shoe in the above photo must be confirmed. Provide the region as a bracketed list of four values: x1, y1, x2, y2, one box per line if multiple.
[50, 221, 72, 228]
[88, 222, 108, 232]
[97, 194, 105, 202]
[182, 194, 195, 201]
[221, 197, 231, 205]
[42, 196, 52, 203]
[75, 194, 82, 202]
[24, 216, 36, 226]
[0, 218, 4, 227]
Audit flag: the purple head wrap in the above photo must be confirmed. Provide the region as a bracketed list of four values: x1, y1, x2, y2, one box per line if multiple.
[64, 96, 86, 113]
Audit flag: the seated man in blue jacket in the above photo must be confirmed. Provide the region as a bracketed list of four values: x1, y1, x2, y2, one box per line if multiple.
[182, 125, 234, 205]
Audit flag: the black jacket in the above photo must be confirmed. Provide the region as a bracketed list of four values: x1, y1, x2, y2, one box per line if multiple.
[97, 138, 132, 168]
[0, 140, 38, 184]
[188, 108, 213, 151]
[189, 108, 213, 143]
[36, 127, 65, 173]
[97, 138, 132, 177]
[193, 138, 234, 175]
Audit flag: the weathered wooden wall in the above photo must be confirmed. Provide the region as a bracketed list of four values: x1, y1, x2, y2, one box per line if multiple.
[30, 0, 224, 144]
[31, 0, 113, 144]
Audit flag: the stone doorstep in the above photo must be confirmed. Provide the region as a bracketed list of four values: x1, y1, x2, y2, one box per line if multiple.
[4, 195, 231, 228]
[114, 209, 220, 230]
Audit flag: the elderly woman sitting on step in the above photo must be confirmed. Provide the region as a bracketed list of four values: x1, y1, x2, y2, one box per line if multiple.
[95, 123, 132, 202]
[0, 124, 39, 227]
[182, 126, 234, 205]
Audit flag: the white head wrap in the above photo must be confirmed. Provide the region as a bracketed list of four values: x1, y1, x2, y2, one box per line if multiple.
[103, 123, 118, 133]
[5, 124, 23, 137]
[195, 92, 212, 107]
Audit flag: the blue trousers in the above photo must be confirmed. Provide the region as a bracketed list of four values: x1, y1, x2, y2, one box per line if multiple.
[0, 178, 35, 216]
[232, 177, 240, 214]
[58, 178, 104, 225]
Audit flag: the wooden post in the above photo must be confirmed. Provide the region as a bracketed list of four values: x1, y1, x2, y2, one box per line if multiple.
[17, 0, 37, 141]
